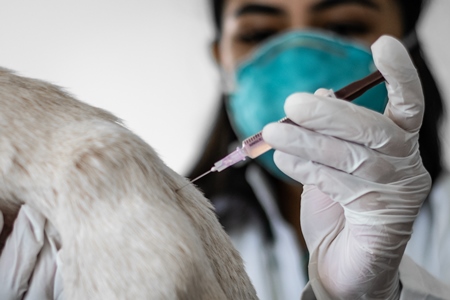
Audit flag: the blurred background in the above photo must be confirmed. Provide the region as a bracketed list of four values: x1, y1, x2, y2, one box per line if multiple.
[0, 0, 449, 175]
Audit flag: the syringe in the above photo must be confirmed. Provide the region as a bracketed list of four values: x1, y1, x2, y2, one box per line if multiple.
[188, 70, 385, 185]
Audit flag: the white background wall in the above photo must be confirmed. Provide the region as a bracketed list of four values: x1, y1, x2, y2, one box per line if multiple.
[0, 0, 449, 175]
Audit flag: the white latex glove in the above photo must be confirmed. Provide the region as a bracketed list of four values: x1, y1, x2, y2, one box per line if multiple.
[0, 205, 64, 300]
[262, 35, 431, 299]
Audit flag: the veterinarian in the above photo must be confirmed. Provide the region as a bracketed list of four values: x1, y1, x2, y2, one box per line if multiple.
[1, 0, 449, 299]
[187, 0, 450, 298]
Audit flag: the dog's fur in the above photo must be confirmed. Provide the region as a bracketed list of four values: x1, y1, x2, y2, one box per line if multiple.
[0, 67, 257, 299]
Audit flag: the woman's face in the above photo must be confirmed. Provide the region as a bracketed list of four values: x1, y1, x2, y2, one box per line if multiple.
[215, 0, 404, 72]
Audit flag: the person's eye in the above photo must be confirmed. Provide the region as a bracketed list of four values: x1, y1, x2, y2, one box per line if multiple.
[324, 22, 370, 36]
[236, 28, 279, 44]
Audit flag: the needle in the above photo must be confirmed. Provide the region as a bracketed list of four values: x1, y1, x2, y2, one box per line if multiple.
[176, 169, 213, 192]
[190, 169, 213, 184]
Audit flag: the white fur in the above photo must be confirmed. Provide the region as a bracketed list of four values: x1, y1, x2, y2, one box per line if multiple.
[0, 67, 257, 299]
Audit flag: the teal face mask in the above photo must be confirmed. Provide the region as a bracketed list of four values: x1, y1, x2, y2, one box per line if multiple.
[225, 30, 388, 181]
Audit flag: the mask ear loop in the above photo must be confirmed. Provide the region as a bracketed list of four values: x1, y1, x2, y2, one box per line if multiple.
[219, 68, 237, 94]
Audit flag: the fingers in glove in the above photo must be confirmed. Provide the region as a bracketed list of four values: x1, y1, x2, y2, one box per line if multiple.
[273, 151, 424, 215]
[279, 93, 412, 156]
[0, 205, 45, 300]
[263, 122, 397, 181]
[24, 222, 61, 300]
[272, 151, 358, 204]
[300, 185, 345, 251]
[53, 249, 64, 300]
[371, 36, 424, 133]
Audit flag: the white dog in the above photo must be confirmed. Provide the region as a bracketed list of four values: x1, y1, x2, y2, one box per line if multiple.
[0, 67, 257, 299]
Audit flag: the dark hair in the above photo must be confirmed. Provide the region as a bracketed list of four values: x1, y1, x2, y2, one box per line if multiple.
[211, 0, 224, 40]
[409, 37, 444, 182]
[188, 0, 444, 234]
[397, 0, 425, 35]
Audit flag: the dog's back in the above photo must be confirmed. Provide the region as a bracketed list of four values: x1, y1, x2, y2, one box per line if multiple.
[0, 68, 257, 299]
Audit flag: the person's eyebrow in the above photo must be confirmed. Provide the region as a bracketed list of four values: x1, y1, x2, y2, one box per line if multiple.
[234, 4, 286, 18]
[310, 0, 380, 12]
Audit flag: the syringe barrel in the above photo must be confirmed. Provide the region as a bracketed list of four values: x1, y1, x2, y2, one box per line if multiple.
[242, 117, 296, 159]
[212, 147, 247, 172]
[242, 132, 271, 158]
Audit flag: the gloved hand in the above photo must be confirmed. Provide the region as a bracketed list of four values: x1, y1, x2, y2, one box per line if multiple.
[0, 205, 64, 300]
[262, 35, 431, 299]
